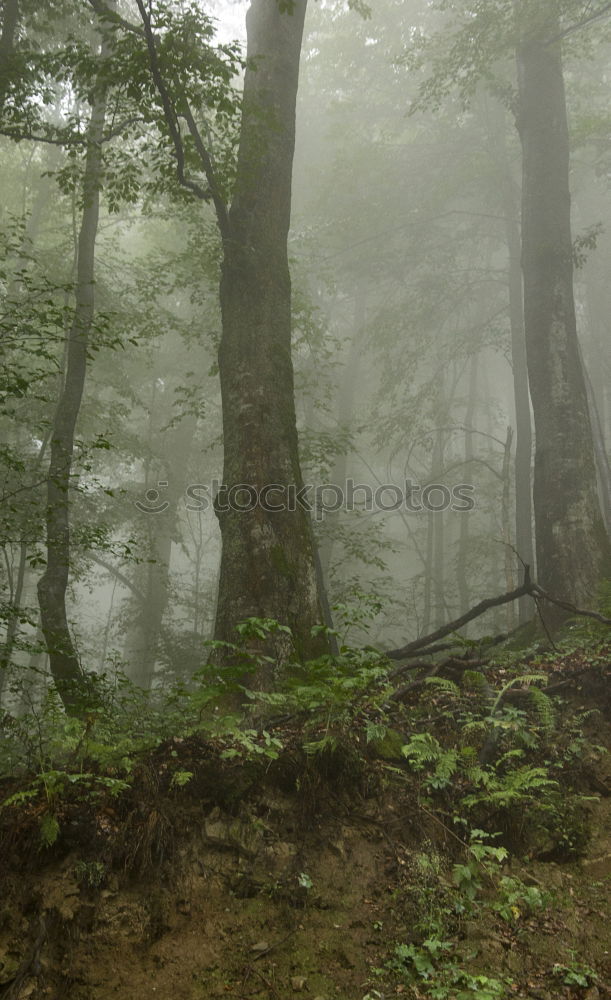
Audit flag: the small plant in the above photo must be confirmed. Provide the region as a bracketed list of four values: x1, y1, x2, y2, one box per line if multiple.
[379, 936, 509, 1000]
[552, 958, 599, 988]
[170, 769, 193, 789]
[451, 830, 507, 903]
[492, 876, 546, 922]
[297, 872, 313, 890]
[74, 859, 106, 888]
[401, 733, 459, 791]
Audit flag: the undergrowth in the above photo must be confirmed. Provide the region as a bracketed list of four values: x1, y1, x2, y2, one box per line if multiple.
[0, 613, 609, 997]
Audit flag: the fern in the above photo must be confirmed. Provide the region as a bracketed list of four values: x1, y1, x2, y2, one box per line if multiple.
[490, 674, 547, 716]
[462, 765, 557, 809]
[401, 734, 459, 790]
[425, 676, 461, 697]
[461, 670, 489, 695]
[529, 686, 555, 734]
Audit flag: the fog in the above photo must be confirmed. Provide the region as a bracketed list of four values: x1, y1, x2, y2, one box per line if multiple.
[1, 0, 610, 704]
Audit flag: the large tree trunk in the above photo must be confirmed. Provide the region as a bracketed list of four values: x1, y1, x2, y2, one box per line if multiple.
[37, 67, 108, 712]
[515, 1, 611, 622]
[214, 0, 326, 669]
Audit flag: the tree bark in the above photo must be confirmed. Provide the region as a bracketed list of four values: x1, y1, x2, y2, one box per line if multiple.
[515, 0, 611, 623]
[214, 0, 326, 668]
[501, 426, 517, 631]
[456, 354, 478, 616]
[37, 62, 108, 712]
[0, 0, 19, 113]
[123, 412, 197, 689]
[499, 138, 535, 624]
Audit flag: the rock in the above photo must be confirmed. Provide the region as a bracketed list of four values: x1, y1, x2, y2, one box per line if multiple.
[0, 949, 22, 986]
[291, 976, 307, 991]
[584, 988, 599, 1000]
[250, 941, 269, 954]
[204, 810, 261, 857]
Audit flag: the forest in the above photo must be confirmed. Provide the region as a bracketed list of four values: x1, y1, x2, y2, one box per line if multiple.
[0, 0, 610, 997]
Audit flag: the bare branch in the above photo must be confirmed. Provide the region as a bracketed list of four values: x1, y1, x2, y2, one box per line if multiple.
[550, 1, 611, 41]
[86, 0, 144, 36]
[531, 584, 611, 626]
[386, 566, 533, 660]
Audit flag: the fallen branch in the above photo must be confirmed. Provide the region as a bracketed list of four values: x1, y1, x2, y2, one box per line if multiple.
[530, 584, 611, 627]
[385, 567, 610, 662]
[386, 567, 533, 661]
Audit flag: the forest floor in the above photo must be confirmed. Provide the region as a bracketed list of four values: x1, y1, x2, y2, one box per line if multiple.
[0, 639, 610, 1000]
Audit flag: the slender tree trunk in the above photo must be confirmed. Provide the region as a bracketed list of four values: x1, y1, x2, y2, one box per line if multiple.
[457, 354, 478, 616]
[37, 65, 108, 712]
[431, 426, 445, 629]
[422, 511, 433, 635]
[319, 293, 364, 582]
[214, 0, 326, 669]
[0, 0, 19, 113]
[499, 146, 535, 623]
[579, 342, 611, 534]
[501, 426, 517, 631]
[515, 1, 611, 623]
[0, 539, 26, 698]
[124, 414, 196, 689]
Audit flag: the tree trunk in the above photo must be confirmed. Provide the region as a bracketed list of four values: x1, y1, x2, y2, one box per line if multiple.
[501, 426, 517, 631]
[431, 426, 445, 629]
[37, 63, 108, 712]
[0, 0, 19, 113]
[123, 413, 196, 689]
[515, 1, 611, 622]
[499, 138, 535, 623]
[318, 293, 364, 582]
[456, 354, 478, 617]
[214, 0, 326, 669]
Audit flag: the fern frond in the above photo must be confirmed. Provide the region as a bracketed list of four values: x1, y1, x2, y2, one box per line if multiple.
[491, 673, 547, 715]
[461, 670, 489, 694]
[425, 676, 461, 697]
[529, 687, 555, 734]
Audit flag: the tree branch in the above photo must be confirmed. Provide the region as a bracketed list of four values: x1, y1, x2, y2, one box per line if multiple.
[86, 0, 144, 37]
[385, 567, 610, 664]
[88, 553, 145, 602]
[530, 584, 611, 626]
[134, 0, 230, 239]
[549, 2, 611, 41]
[180, 103, 230, 239]
[386, 566, 533, 660]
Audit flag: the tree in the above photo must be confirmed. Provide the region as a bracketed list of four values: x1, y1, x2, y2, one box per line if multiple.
[408, 0, 611, 624]
[0, 0, 20, 113]
[134, 0, 328, 670]
[515, 0, 611, 618]
[37, 23, 109, 711]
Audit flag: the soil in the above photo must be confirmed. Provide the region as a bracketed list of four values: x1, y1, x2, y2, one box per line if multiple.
[1, 670, 610, 1000]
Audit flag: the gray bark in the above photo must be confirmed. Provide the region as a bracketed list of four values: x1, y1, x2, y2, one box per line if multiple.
[515, 0, 611, 623]
[214, 0, 327, 669]
[37, 52, 108, 712]
[0, 0, 19, 113]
